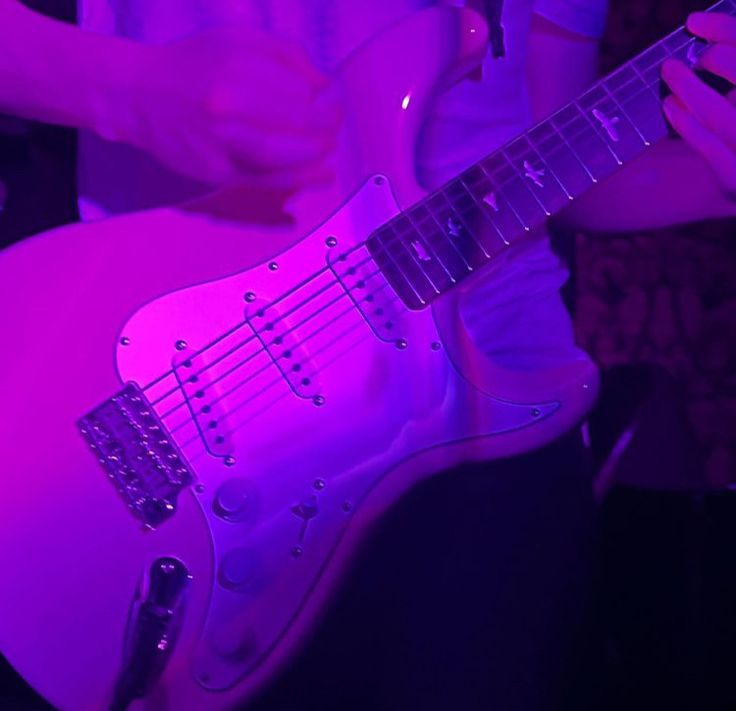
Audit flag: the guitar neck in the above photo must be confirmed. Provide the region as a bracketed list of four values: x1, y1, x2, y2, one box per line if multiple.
[368, 0, 735, 310]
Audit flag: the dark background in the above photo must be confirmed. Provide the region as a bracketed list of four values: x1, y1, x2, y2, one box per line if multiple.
[1, 1, 735, 709]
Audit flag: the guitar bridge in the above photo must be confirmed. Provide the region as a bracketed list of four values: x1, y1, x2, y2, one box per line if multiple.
[77, 382, 194, 528]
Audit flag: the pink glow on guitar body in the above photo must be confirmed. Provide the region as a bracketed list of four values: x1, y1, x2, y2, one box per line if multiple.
[0, 8, 597, 711]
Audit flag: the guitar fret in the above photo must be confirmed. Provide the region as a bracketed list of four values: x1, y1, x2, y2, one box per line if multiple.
[661, 27, 693, 56]
[633, 42, 669, 75]
[457, 173, 515, 249]
[669, 36, 708, 67]
[600, 81, 650, 147]
[483, 152, 548, 229]
[422, 201, 480, 272]
[451, 194, 514, 255]
[501, 147, 553, 216]
[479, 161, 530, 231]
[385, 230, 439, 300]
[551, 104, 620, 182]
[463, 163, 526, 243]
[405, 208, 457, 282]
[641, 61, 665, 90]
[607, 64, 637, 92]
[394, 237, 445, 296]
[504, 135, 572, 211]
[409, 202, 472, 278]
[367, 229, 430, 308]
[590, 66, 668, 148]
[527, 121, 596, 196]
[434, 214, 476, 272]
[546, 122, 598, 184]
[434, 183, 494, 265]
[573, 99, 623, 165]
[366, 4, 730, 311]
[578, 85, 648, 162]
[630, 61, 662, 103]
[403, 211, 460, 284]
[612, 68, 668, 145]
[393, 215, 454, 292]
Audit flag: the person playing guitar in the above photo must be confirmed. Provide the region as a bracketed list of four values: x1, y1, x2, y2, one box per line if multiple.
[0, 1, 735, 710]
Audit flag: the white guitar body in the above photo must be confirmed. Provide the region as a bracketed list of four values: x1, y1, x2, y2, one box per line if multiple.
[0, 8, 598, 710]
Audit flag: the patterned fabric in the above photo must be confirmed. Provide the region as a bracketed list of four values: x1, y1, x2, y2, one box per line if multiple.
[575, 0, 736, 487]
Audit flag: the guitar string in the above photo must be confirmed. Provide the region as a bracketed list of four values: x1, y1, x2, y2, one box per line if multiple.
[153, 253, 391, 416]
[137, 24, 703, 404]
[169, 281, 394, 451]
[151, 52, 684, 419]
[183, 317, 378, 458]
[165, 67, 689, 459]
[138, 34, 695, 412]
[160, 267, 390, 424]
[189, 9, 733, 446]
[147, 222, 418, 407]
[150, 211, 456, 412]
[156, 188, 502, 422]
[104, 11, 729, 463]
[189, 280, 392, 417]
[176, 293, 397, 459]
[157, 283, 346, 419]
[149, 267, 345, 406]
[141, 262, 334, 404]
[178, 328, 373, 460]
[156, 175, 509, 424]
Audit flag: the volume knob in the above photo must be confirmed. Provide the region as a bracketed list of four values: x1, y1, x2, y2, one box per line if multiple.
[213, 478, 257, 523]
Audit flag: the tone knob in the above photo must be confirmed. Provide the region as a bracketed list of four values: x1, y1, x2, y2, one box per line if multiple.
[219, 547, 259, 592]
[211, 624, 258, 662]
[213, 477, 257, 523]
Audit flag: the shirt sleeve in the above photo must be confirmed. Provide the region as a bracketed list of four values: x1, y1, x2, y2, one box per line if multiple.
[533, 0, 609, 39]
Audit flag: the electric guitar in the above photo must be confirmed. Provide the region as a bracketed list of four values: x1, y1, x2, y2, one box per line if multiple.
[0, 3, 729, 709]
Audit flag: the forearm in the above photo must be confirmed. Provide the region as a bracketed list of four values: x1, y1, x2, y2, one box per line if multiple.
[558, 136, 736, 233]
[0, 0, 145, 137]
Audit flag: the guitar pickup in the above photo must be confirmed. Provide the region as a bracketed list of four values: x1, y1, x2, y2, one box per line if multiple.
[327, 244, 408, 344]
[243, 298, 323, 401]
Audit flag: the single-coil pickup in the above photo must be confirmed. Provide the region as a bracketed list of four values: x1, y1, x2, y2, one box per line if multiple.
[244, 299, 322, 400]
[173, 348, 234, 458]
[327, 244, 407, 344]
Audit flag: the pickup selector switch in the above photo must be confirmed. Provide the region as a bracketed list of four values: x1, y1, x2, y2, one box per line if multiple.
[213, 478, 257, 524]
[291, 495, 319, 520]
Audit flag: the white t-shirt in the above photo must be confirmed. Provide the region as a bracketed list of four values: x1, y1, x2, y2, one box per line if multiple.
[77, 0, 607, 372]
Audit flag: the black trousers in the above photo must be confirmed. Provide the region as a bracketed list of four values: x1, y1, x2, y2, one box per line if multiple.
[250, 430, 598, 711]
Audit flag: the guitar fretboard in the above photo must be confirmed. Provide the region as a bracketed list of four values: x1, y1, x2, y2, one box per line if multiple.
[367, 0, 735, 310]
